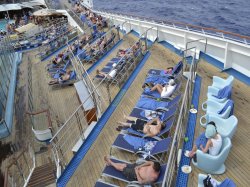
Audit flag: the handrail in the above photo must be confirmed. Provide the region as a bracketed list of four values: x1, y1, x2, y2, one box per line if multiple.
[26, 109, 52, 129]
[93, 9, 250, 44]
[4, 149, 26, 187]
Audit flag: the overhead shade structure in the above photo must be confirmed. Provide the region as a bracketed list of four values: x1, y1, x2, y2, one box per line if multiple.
[33, 9, 63, 17]
[0, 5, 5, 12]
[15, 23, 37, 33]
[3, 4, 22, 11]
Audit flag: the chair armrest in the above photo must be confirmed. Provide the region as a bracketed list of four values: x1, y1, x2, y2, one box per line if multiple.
[200, 115, 208, 128]
[201, 101, 208, 111]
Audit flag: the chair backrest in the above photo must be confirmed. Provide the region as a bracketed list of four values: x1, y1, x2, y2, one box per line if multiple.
[172, 61, 183, 76]
[151, 137, 171, 155]
[217, 137, 232, 162]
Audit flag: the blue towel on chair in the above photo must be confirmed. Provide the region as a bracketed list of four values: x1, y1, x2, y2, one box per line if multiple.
[213, 86, 231, 99]
[217, 100, 234, 117]
[195, 132, 208, 150]
[123, 134, 147, 150]
[218, 178, 236, 187]
[136, 96, 170, 110]
[144, 76, 169, 85]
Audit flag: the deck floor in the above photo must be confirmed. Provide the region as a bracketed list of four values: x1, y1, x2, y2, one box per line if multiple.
[6, 26, 250, 187]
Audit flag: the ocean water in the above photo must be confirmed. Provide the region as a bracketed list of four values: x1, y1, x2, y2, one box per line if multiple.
[93, 0, 250, 37]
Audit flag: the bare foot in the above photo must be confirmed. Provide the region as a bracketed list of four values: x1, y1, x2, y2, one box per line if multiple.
[188, 151, 195, 158]
[123, 112, 127, 120]
[104, 156, 111, 166]
[117, 121, 123, 125]
[96, 69, 100, 74]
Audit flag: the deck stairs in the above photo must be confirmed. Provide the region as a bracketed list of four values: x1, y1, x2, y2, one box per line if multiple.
[27, 163, 56, 187]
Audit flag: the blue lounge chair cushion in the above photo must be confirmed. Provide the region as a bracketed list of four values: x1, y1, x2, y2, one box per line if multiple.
[123, 134, 148, 150]
[102, 158, 167, 184]
[136, 94, 181, 111]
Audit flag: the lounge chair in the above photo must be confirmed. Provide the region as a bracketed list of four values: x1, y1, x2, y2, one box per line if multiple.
[192, 137, 232, 174]
[49, 71, 77, 87]
[110, 134, 171, 162]
[211, 75, 234, 90]
[147, 61, 183, 78]
[130, 104, 178, 122]
[200, 114, 238, 139]
[122, 118, 174, 140]
[201, 99, 234, 119]
[142, 82, 181, 100]
[207, 85, 232, 103]
[102, 157, 166, 186]
[135, 94, 181, 111]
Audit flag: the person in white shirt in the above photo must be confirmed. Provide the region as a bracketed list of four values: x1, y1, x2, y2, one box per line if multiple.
[187, 122, 222, 158]
[150, 79, 176, 98]
[96, 69, 117, 79]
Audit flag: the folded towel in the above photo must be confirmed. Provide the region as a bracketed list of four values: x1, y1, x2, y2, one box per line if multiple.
[217, 100, 234, 117]
[123, 134, 147, 150]
[213, 85, 231, 99]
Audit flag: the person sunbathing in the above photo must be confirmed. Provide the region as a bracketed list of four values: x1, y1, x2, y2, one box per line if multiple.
[117, 115, 165, 137]
[48, 70, 72, 85]
[96, 69, 117, 79]
[52, 53, 64, 65]
[149, 79, 176, 98]
[186, 122, 222, 160]
[104, 156, 160, 184]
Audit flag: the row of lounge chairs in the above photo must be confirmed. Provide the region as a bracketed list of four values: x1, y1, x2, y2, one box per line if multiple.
[96, 62, 184, 186]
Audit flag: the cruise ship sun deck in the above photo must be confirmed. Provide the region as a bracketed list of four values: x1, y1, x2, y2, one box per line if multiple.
[1, 0, 250, 187]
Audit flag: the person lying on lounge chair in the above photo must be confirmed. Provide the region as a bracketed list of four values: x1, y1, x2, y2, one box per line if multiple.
[104, 156, 160, 184]
[148, 79, 176, 98]
[96, 69, 117, 79]
[48, 70, 72, 85]
[117, 114, 165, 137]
[52, 53, 64, 65]
[186, 121, 222, 161]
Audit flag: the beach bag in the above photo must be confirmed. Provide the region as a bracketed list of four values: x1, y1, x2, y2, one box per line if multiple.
[203, 175, 213, 187]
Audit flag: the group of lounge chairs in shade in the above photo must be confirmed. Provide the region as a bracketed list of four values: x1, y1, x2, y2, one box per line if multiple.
[95, 62, 184, 186]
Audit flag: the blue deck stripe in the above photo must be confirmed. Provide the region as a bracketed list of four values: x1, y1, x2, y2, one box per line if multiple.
[56, 52, 151, 187]
[176, 75, 202, 187]
[86, 39, 123, 74]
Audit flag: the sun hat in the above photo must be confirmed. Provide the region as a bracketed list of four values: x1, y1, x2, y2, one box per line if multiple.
[205, 124, 217, 138]
[169, 79, 175, 86]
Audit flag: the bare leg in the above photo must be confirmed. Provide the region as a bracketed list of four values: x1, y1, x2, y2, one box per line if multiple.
[151, 84, 163, 94]
[96, 69, 106, 77]
[188, 145, 198, 157]
[104, 156, 127, 171]
[117, 121, 131, 127]
[48, 79, 59, 85]
[123, 113, 138, 121]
